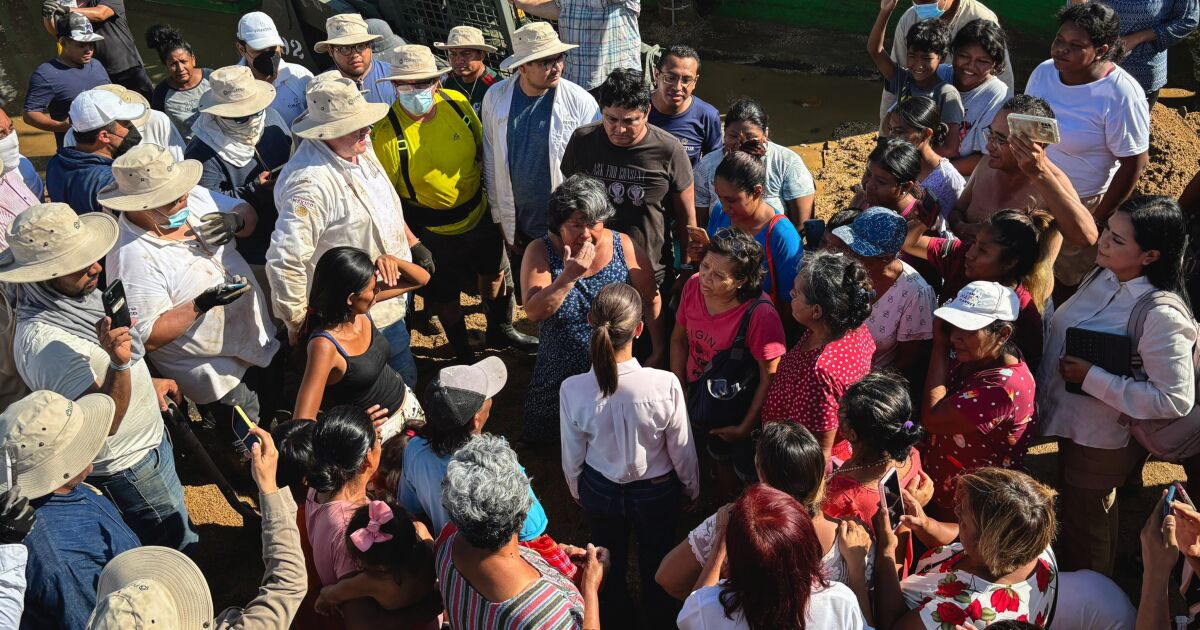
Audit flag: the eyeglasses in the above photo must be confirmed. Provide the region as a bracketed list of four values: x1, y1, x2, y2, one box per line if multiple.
[333, 43, 371, 56]
[394, 80, 437, 94]
[228, 115, 254, 124]
[983, 125, 1008, 147]
[659, 72, 695, 87]
[535, 54, 567, 69]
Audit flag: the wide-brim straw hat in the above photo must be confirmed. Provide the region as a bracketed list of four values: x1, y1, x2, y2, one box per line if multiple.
[0, 203, 118, 282]
[315, 13, 380, 54]
[292, 75, 389, 140]
[0, 391, 114, 500]
[499, 22, 576, 71]
[93, 547, 213, 630]
[199, 65, 276, 118]
[97, 144, 203, 212]
[434, 25, 498, 53]
[377, 44, 449, 83]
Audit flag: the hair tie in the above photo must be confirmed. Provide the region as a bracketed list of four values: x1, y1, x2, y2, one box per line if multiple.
[350, 500, 394, 552]
[404, 428, 417, 438]
[902, 420, 914, 430]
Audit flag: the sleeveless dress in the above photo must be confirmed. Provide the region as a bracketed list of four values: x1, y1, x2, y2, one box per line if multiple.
[522, 232, 630, 442]
[309, 316, 408, 414]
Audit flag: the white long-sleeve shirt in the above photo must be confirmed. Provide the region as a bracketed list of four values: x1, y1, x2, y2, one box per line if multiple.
[559, 359, 699, 500]
[1038, 270, 1197, 449]
[0, 544, 26, 629]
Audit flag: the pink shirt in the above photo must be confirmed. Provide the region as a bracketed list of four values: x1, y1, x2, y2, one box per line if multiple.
[304, 488, 365, 586]
[674, 275, 787, 383]
[0, 169, 38, 249]
[761, 326, 875, 460]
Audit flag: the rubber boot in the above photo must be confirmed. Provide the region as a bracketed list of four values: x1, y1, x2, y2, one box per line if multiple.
[444, 317, 477, 364]
[485, 294, 539, 352]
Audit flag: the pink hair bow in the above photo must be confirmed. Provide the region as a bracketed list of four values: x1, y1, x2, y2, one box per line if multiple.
[350, 500, 394, 552]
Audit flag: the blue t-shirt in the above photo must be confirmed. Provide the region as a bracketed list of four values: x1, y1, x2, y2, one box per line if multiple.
[648, 95, 723, 166]
[21, 486, 140, 630]
[359, 58, 397, 106]
[707, 205, 803, 303]
[399, 436, 549, 540]
[507, 86, 556, 241]
[23, 59, 111, 146]
[19, 156, 43, 198]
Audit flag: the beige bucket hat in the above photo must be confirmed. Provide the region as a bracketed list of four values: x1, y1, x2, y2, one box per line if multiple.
[199, 65, 276, 117]
[434, 26, 498, 53]
[96, 144, 203, 212]
[377, 45, 449, 83]
[0, 203, 118, 282]
[292, 76, 389, 139]
[500, 22, 576, 71]
[314, 13, 380, 54]
[0, 390, 114, 500]
[89, 547, 213, 630]
[94, 84, 152, 128]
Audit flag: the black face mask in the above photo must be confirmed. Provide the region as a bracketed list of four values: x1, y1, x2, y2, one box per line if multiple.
[112, 124, 141, 158]
[251, 49, 281, 77]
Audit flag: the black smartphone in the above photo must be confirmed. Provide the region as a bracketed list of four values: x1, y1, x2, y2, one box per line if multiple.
[232, 405, 260, 452]
[803, 219, 826, 251]
[102, 280, 132, 329]
[879, 467, 903, 531]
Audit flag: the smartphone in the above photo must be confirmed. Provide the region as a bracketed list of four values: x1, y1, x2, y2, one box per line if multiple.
[0, 444, 15, 494]
[1007, 113, 1061, 145]
[232, 405, 260, 452]
[878, 467, 903, 531]
[1166, 484, 1179, 519]
[102, 280, 132, 330]
[221, 282, 248, 293]
[1175, 481, 1195, 508]
[686, 225, 710, 245]
[803, 219, 826, 251]
[268, 164, 285, 177]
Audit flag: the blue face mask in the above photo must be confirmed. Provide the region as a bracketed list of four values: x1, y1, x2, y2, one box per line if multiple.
[161, 207, 190, 229]
[912, 1, 945, 20]
[398, 88, 435, 116]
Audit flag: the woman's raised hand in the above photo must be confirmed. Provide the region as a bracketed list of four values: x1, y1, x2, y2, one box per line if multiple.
[562, 240, 597, 282]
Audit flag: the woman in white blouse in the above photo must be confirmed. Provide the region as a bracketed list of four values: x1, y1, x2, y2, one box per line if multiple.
[1038, 195, 1196, 576]
[559, 282, 699, 627]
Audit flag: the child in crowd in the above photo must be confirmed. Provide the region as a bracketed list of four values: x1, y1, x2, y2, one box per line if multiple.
[370, 417, 426, 500]
[868, 0, 965, 158]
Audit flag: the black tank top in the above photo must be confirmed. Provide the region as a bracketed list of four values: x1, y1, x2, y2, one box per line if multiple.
[309, 317, 407, 414]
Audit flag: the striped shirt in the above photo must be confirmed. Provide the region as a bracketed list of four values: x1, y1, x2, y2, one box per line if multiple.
[436, 527, 586, 629]
[0, 169, 38, 250]
[557, 0, 642, 91]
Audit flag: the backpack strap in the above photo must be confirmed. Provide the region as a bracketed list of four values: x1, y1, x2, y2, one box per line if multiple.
[763, 213, 786, 304]
[1127, 290, 1195, 373]
[728, 299, 771, 362]
[437, 89, 473, 128]
[384, 106, 418, 202]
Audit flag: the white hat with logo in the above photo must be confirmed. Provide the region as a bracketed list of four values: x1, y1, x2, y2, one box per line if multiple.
[237, 11, 284, 51]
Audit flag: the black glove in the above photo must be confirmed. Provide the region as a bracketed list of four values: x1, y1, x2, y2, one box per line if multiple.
[410, 242, 436, 277]
[194, 276, 252, 313]
[0, 486, 35, 544]
[197, 212, 246, 246]
[42, 0, 68, 20]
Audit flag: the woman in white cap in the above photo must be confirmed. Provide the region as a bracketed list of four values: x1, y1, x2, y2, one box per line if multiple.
[87, 427, 308, 630]
[235, 11, 314, 128]
[267, 75, 424, 387]
[316, 13, 396, 106]
[922, 280, 1036, 518]
[186, 65, 291, 267]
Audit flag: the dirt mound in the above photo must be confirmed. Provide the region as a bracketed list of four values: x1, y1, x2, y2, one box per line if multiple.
[810, 103, 1200, 219]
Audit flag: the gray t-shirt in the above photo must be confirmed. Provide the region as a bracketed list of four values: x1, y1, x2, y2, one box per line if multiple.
[694, 141, 816, 210]
[86, 0, 143, 74]
[152, 70, 212, 142]
[885, 68, 965, 126]
[936, 65, 1010, 157]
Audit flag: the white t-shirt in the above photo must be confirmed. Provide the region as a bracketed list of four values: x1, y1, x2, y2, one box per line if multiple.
[677, 580, 865, 630]
[867, 261, 935, 368]
[106, 187, 278, 404]
[14, 321, 164, 476]
[237, 58, 313, 129]
[936, 65, 1011, 158]
[1052, 570, 1136, 630]
[694, 141, 816, 210]
[1024, 59, 1150, 198]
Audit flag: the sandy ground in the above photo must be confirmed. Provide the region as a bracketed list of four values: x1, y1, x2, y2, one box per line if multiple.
[176, 103, 1200, 618]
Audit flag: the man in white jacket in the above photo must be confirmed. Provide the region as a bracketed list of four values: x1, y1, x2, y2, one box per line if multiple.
[481, 22, 599, 273]
[266, 75, 425, 387]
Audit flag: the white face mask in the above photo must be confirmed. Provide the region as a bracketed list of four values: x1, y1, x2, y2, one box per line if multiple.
[0, 131, 21, 174]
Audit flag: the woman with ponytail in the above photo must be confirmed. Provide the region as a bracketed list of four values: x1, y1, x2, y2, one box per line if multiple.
[560, 282, 698, 626]
[761, 250, 877, 467]
[903, 208, 1056, 369]
[886, 96, 966, 224]
[145, 24, 211, 141]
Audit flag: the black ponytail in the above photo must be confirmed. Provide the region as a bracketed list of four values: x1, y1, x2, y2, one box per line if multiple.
[308, 406, 377, 494]
[145, 24, 194, 64]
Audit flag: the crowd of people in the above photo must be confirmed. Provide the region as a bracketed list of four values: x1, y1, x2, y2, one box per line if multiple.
[3, 0, 1200, 628]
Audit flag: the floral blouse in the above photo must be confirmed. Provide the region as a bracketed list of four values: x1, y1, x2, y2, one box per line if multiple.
[901, 543, 1058, 629]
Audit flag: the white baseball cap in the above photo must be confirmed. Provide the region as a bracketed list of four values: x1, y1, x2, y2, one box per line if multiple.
[934, 281, 1019, 331]
[69, 89, 147, 133]
[237, 11, 284, 51]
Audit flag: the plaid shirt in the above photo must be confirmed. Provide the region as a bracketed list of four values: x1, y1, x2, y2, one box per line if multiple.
[556, 0, 641, 90]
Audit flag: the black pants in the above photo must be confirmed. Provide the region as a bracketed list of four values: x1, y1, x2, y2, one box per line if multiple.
[108, 65, 154, 101]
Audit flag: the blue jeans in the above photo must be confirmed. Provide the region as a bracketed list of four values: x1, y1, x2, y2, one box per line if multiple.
[380, 318, 418, 389]
[578, 464, 682, 626]
[87, 432, 199, 555]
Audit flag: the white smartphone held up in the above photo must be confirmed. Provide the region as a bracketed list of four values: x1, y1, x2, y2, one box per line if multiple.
[878, 467, 903, 531]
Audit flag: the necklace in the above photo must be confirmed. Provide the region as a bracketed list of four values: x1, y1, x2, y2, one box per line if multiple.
[832, 455, 898, 477]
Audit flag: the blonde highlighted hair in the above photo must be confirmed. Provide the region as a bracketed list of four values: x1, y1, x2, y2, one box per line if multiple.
[957, 467, 1057, 576]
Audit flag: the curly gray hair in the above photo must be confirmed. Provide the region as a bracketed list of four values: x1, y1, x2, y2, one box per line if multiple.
[441, 434, 533, 551]
[547, 173, 615, 234]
